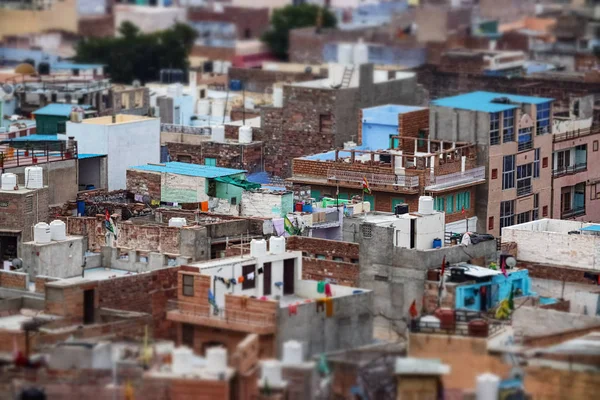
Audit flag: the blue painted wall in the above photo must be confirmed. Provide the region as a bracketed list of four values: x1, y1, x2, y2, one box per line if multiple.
[455, 269, 534, 312]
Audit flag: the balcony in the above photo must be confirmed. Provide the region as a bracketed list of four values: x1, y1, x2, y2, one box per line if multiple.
[562, 206, 586, 219]
[327, 169, 420, 189]
[553, 127, 599, 143]
[553, 163, 587, 177]
[0, 142, 78, 169]
[518, 140, 533, 152]
[425, 166, 486, 191]
[517, 185, 532, 197]
[166, 300, 277, 334]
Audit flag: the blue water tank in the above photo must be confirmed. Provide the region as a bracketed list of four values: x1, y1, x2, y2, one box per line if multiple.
[229, 80, 242, 91]
[76, 200, 85, 217]
[302, 203, 313, 213]
[433, 238, 442, 249]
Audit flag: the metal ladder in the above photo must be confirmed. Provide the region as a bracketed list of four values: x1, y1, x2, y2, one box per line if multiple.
[341, 66, 354, 88]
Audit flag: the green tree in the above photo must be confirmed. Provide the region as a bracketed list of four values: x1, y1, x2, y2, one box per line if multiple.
[262, 4, 337, 60]
[74, 22, 198, 84]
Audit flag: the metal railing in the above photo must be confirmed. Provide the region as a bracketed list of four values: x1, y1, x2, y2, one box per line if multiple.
[552, 163, 587, 177]
[517, 140, 533, 152]
[562, 206, 586, 219]
[167, 299, 276, 329]
[426, 166, 486, 190]
[517, 184, 532, 197]
[0, 142, 77, 169]
[327, 169, 420, 188]
[553, 127, 599, 143]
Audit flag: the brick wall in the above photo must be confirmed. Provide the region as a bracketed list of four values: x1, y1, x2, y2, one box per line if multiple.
[398, 108, 429, 154]
[191, 45, 236, 61]
[230, 108, 261, 122]
[518, 262, 599, 286]
[126, 169, 161, 200]
[98, 267, 179, 339]
[292, 158, 395, 179]
[35, 275, 61, 293]
[302, 258, 360, 287]
[166, 141, 263, 174]
[0, 269, 28, 290]
[228, 67, 324, 93]
[0, 187, 49, 242]
[78, 14, 114, 37]
[525, 365, 600, 399]
[61, 216, 104, 251]
[117, 222, 180, 254]
[287, 236, 359, 260]
[423, 280, 456, 313]
[188, 6, 269, 40]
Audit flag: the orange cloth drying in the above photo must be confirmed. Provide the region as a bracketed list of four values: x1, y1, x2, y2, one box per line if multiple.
[325, 297, 333, 317]
[238, 276, 245, 283]
[200, 201, 209, 212]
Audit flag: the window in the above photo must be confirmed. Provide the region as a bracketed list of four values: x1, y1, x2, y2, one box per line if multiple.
[434, 197, 444, 212]
[503, 155, 515, 190]
[445, 195, 454, 214]
[591, 183, 600, 200]
[543, 157, 548, 168]
[490, 112, 500, 145]
[319, 114, 332, 133]
[244, 28, 251, 39]
[134, 90, 143, 106]
[418, 130, 426, 148]
[542, 205, 548, 217]
[517, 211, 531, 224]
[491, 169, 498, 180]
[362, 225, 372, 238]
[178, 155, 192, 163]
[502, 109, 514, 143]
[518, 127, 533, 151]
[456, 191, 470, 212]
[488, 216, 494, 231]
[121, 93, 130, 109]
[534, 148, 540, 178]
[573, 100, 580, 118]
[517, 163, 533, 196]
[205, 157, 216, 166]
[500, 200, 515, 230]
[536, 102, 551, 135]
[316, 254, 327, 259]
[351, 259, 359, 264]
[230, 197, 237, 206]
[533, 193, 539, 220]
[594, 141, 599, 152]
[333, 256, 344, 262]
[182, 275, 194, 296]
[57, 121, 66, 134]
[242, 264, 256, 290]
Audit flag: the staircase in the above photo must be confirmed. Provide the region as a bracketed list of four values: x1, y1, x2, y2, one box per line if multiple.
[340, 66, 355, 88]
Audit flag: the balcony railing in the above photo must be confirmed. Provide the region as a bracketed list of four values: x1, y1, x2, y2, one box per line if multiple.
[0, 142, 78, 169]
[553, 163, 587, 177]
[518, 140, 533, 152]
[425, 166, 486, 190]
[562, 206, 586, 219]
[327, 169, 420, 189]
[166, 299, 277, 333]
[161, 124, 212, 135]
[553, 127, 599, 143]
[517, 184, 532, 197]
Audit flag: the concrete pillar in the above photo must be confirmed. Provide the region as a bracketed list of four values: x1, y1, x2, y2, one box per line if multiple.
[461, 156, 466, 173]
[414, 139, 418, 154]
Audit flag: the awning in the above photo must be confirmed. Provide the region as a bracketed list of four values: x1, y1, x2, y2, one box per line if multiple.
[214, 176, 261, 190]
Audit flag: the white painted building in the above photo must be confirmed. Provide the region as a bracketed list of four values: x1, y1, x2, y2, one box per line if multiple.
[240, 190, 293, 218]
[502, 219, 600, 271]
[66, 115, 160, 190]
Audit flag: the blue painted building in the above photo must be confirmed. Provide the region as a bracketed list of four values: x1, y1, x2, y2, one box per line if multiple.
[452, 266, 534, 312]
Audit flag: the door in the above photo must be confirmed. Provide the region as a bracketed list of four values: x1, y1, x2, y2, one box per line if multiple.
[83, 289, 95, 324]
[283, 259, 295, 295]
[391, 198, 406, 213]
[181, 323, 194, 348]
[263, 262, 272, 296]
[364, 194, 374, 211]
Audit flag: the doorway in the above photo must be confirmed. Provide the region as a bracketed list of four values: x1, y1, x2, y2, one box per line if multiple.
[0, 234, 18, 264]
[263, 262, 272, 296]
[283, 259, 295, 295]
[83, 289, 95, 324]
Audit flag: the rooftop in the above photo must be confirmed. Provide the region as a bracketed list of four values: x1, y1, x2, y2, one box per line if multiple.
[52, 62, 104, 71]
[80, 114, 155, 126]
[33, 104, 92, 117]
[129, 162, 245, 179]
[432, 91, 554, 113]
[362, 104, 425, 126]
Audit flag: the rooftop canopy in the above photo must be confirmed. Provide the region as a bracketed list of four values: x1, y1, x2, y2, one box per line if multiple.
[129, 161, 246, 179]
[432, 91, 554, 113]
[33, 103, 92, 117]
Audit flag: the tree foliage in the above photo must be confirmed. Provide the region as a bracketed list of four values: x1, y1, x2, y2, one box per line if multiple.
[74, 22, 198, 84]
[261, 4, 337, 60]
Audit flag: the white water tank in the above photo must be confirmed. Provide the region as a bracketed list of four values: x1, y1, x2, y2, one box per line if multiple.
[239, 125, 252, 143]
[337, 43, 354, 65]
[49, 220, 67, 241]
[269, 236, 286, 255]
[172, 347, 194, 375]
[261, 360, 283, 386]
[476, 373, 500, 400]
[353, 40, 369, 65]
[1, 173, 17, 190]
[25, 166, 43, 189]
[211, 99, 225, 117]
[197, 99, 211, 115]
[206, 347, 227, 373]
[244, 98, 255, 110]
[168, 217, 187, 228]
[418, 196, 435, 215]
[282, 340, 303, 364]
[212, 125, 225, 143]
[419, 315, 441, 330]
[250, 239, 267, 258]
[34, 222, 52, 244]
[273, 86, 283, 107]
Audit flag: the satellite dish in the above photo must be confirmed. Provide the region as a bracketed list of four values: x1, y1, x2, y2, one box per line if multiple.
[505, 256, 517, 269]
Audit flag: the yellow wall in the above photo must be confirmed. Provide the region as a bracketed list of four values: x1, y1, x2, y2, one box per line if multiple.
[0, 0, 78, 39]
